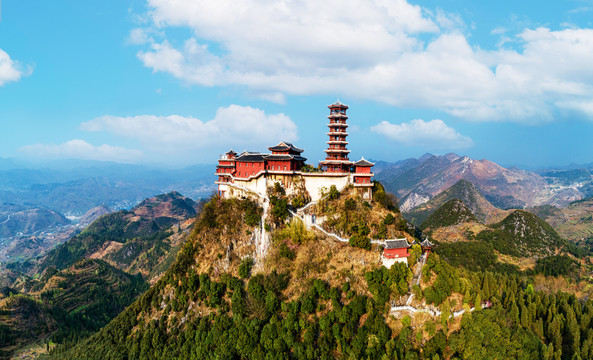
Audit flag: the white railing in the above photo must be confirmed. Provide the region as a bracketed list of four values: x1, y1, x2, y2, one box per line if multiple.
[390, 305, 476, 318]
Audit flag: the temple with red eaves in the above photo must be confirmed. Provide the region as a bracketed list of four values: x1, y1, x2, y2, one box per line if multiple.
[215, 101, 374, 202]
[381, 238, 412, 267]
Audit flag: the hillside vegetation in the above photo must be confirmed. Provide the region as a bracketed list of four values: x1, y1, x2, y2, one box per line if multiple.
[476, 210, 564, 257]
[309, 183, 414, 249]
[39, 191, 200, 274]
[0, 192, 201, 358]
[0, 259, 147, 357]
[44, 191, 593, 360]
[421, 199, 478, 230]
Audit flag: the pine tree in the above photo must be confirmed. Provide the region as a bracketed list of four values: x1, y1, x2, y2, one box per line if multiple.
[440, 300, 451, 329]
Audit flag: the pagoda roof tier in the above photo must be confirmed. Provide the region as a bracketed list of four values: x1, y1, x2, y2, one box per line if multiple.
[384, 238, 411, 249]
[326, 132, 349, 136]
[267, 141, 304, 153]
[328, 100, 348, 109]
[323, 149, 351, 153]
[319, 160, 353, 164]
[328, 113, 348, 118]
[326, 140, 349, 144]
[263, 154, 307, 161]
[326, 123, 348, 127]
[354, 158, 375, 167]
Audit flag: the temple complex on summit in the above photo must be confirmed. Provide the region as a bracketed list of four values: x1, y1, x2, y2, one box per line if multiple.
[215, 101, 374, 202]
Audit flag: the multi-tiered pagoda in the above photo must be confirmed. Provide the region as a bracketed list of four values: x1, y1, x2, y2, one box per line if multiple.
[320, 101, 352, 173]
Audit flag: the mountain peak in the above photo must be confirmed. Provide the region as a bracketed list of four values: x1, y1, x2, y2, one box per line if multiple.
[481, 210, 563, 257]
[418, 153, 434, 162]
[404, 179, 504, 226]
[421, 198, 479, 230]
[444, 153, 461, 162]
[133, 191, 199, 219]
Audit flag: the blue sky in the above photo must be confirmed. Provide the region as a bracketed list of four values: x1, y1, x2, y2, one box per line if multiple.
[1, 0, 593, 168]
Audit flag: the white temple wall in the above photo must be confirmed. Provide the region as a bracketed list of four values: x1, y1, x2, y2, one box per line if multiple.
[222, 172, 357, 203]
[382, 257, 408, 269]
[301, 174, 351, 202]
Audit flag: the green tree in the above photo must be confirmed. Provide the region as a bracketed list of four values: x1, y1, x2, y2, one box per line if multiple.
[238, 257, 255, 279]
[408, 244, 422, 267]
[440, 300, 451, 329]
[377, 222, 387, 239]
[328, 185, 340, 200]
[475, 293, 482, 311]
[349, 234, 371, 250]
[384, 213, 395, 225]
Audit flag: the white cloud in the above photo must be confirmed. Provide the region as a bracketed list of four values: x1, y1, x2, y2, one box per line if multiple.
[0, 49, 23, 86]
[131, 0, 593, 123]
[371, 119, 473, 149]
[81, 105, 298, 153]
[20, 140, 143, 162]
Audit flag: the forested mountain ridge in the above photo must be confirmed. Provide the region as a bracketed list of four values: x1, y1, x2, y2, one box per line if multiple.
[0, 192, 202, 358]
[420, 199, 478, 230]
[38, 191, 201, 274]
[0, 259, 148, 359]
[45, 187, 593, 360]
[477, 210, 564, 257]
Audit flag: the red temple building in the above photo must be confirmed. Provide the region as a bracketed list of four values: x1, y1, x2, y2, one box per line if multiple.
[215, 101, 374, 201]
[381, 238, 411, 267]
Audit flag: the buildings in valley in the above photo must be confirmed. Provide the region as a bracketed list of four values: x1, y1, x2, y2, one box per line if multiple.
[215, 101, 374, 202]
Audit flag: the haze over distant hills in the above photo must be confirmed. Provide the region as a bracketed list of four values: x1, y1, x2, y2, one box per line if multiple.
[0, 158, 215, 242]
[0, 158, 216, 214]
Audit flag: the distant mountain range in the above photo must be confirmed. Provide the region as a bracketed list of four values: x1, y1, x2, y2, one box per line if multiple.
[0, 160, 215, 214]
[374, 153, 593, 211]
